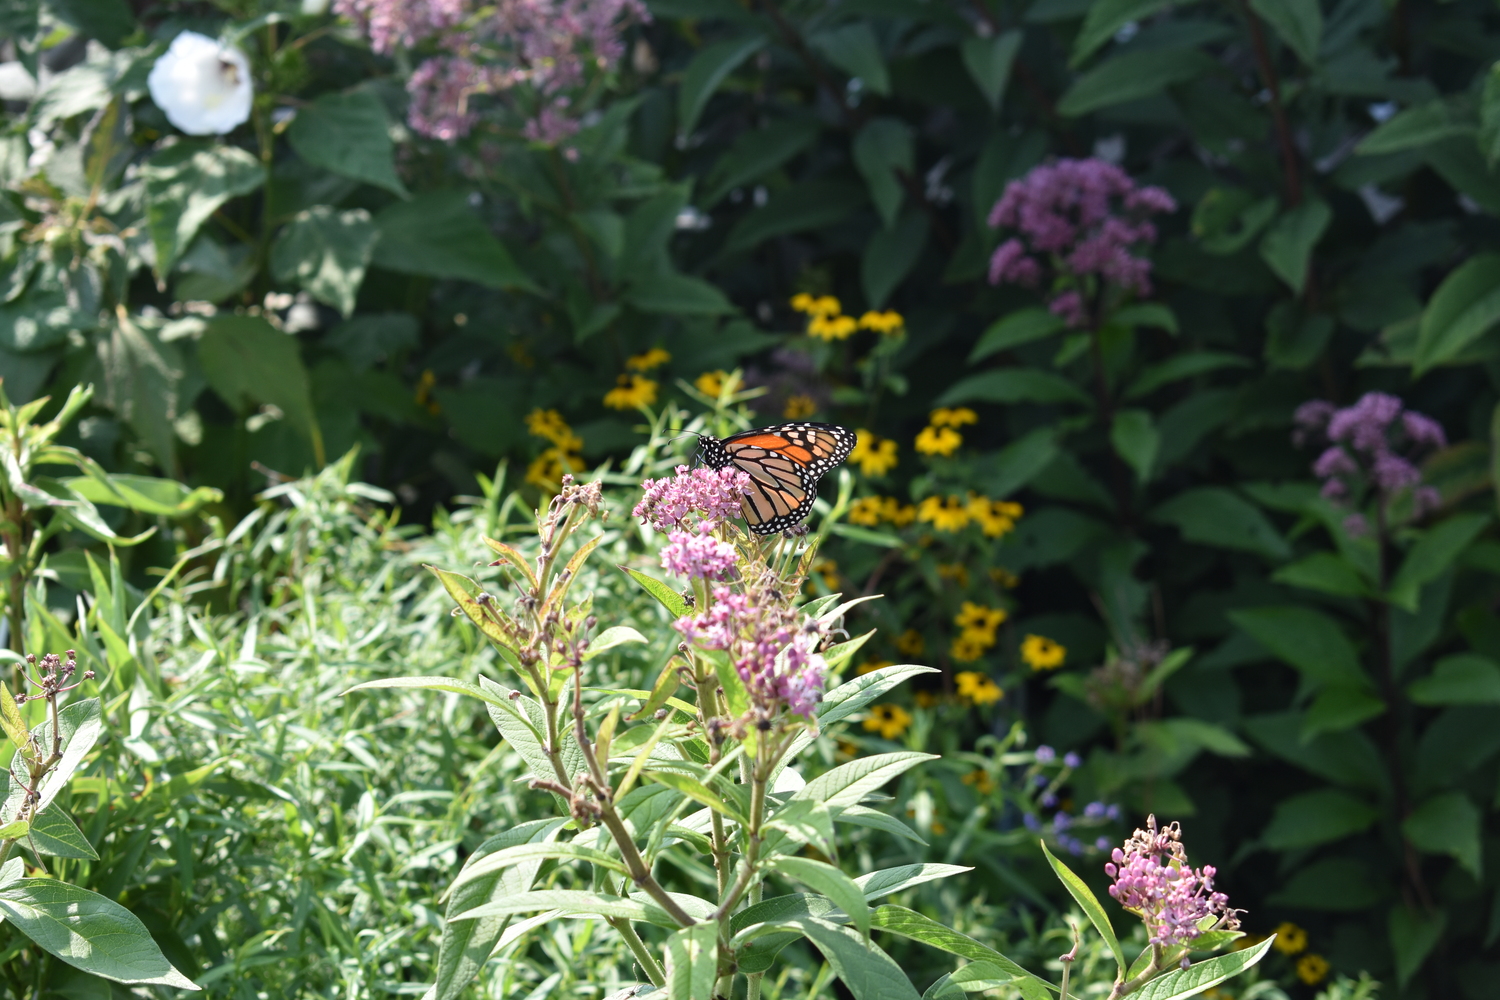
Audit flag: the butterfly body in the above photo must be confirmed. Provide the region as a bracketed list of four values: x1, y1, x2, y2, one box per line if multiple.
[698, 422, 856, 534]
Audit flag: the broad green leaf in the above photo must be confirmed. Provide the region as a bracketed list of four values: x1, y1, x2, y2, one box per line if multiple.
[141, 141, 263, 275]
[701, 119, 821, 206]
[433, 819, 563, 1000]
[1124, 352, 1251, 399]
[724, 179, 866, 252]
[27, 808, 99, 860]
[1261, 789, 1379, 849]
[771, 916, 918, 1000]
[769, 856, 870, 936]
[853, 864, 970, 901]
[452, 890, 654, 925]
[810, 24, 889, 95]
[286, 88, 407, 195]
[962, 30, 1021, 108]
[981, 426, 1061, 499]
[1300, 686, 1385, 741]
[21, 698, 102, 815]
[1481, 64, 1500, 167]
[449, 842, 627, 893]
[1407, 654, 1500, 705]
[1259, 199, 1331, 295]
[373, 191, 535, 292]
[764, 797, 837, 857]
[0, 687, 27, 747]
[60, 475, 221, 517]
[868, 906, 1049, 989]
[1112, 302, 1179, 333]
[1057, 50, 1218, 117]
[1110, 409, 1158, 484]
[1272, 552, 1373, 598]
[1388, 904, 1445, 988]
[648, 771, 746, 823]
[342, 675, 512, 707]
[1228, 606, 1367, 689]
[1265, 302, 1334, 370]
[1249, 0, 1321, 65]
[1071, 0, 1175, 65]
[0, 879, 198, 988]
[1129, 935, 1274, 999]
[853, 119, 914, 229]
[1416, 254, 1500, 374]
[970, 308, 1066, 362]
[678, 35, 767, 138]
[1039, 842, 1125, 975]
[1151, 488, 1290, 561]
[1357, 101, 1474, 156]
[923, 974, 965, 1000]
[198, 314, 323, 461]
[863, 211, 928, 307]
[427, 565, 523, 654]
[790, 752, 936, 813]
[816, 664, 938, 729]
[1388, 513, 1489, 610]
[620, 566, 690, 618]
[1402, 791, 1482, 877]
[270, 207, 377, 317]
[835, 805, 926, 846]
[585, 626, 648, 660]
[666, 922, 718, 1000]
[1266, 858, 1382, 910]
[626, 272, 735, 316]
[937, 368, 1094, 408]
[949, 962, 1015, 991]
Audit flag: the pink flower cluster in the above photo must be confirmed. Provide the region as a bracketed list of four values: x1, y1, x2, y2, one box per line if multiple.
[674, 587, 826, 717]
[633, 465, 751, 533]
[1105, 816, 1235, 948]
[660, 523, 738, 581]
[987, 158, 1176, 328]
[335, 0, 647, 142]
[1294, 392, 1446, 533]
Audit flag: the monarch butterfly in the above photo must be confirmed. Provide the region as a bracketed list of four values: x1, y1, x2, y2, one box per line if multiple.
[698, 422, 857, 534]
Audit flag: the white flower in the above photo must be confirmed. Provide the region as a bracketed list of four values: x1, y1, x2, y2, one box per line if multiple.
[147, 31, 253, 136]
[301, 0, 330, 14]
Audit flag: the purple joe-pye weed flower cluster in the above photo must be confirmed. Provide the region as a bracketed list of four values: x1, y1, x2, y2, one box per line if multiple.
[335, 0, 647, 142]
[1294, 392, 1447, 535]
[1105, 815, 1237, 948]
[987, 158, 1176, 328]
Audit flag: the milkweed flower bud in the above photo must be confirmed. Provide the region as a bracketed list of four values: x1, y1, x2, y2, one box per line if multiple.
[147, 32, 253, 136]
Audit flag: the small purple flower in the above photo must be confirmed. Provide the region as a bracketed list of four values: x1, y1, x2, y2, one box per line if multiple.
[1023, 813, 1041, 831]
[635, 465, 751, 532]
[1084, 801, 1107, 819]
[660, 524, 738, 581]
[1033, 774, 1050, 787]
[1096, 836, 1112, 851]
[1296, 392, 1447, 522]
[1343, 512, 1370, 537]
[986, 158, 1175, 328]
[1041, 792, 1058, 808]
[1034, 745, 1056, 763]
[1065, 836, 1084, 856]
[1054, 811, 1072, 832]
[1105, 816, 1237, 947]
[1063, 751, 1082, 768]
[1106, 804, 1121, 820]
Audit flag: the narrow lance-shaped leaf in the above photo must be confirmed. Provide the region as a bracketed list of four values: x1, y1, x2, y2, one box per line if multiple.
[1040, 841, 1126, 976]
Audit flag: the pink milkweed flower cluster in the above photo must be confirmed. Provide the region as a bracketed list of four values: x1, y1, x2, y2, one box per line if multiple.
[633, 466, 751, 533]
[1105, 815, 1237, 948]
[987, 158, 1176, 328]
[674, 586, 827, 718]
[1294, 392, 1446, 535]
[334, 0, 647, 142]
[660, 522, 739, 581]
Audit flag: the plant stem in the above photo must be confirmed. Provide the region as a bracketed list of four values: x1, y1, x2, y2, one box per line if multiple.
[1238, 0, 1302, 207]
[609, 916, 667, 987]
